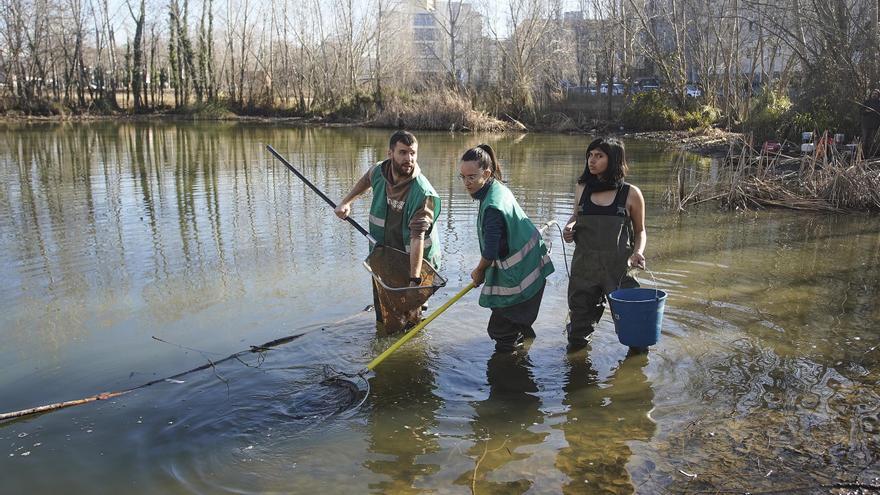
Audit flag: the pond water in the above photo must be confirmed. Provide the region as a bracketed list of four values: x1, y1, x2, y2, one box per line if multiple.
[1, 122, 878, 494]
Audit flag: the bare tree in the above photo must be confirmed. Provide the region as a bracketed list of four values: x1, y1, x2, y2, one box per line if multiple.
[128, 0, 147, 110]
[198, 0, 216, 102]
[423, 0, 475, 87]
[371, 0, 403, 105]
[626, 0, 689, 104]
[487, 0, 564, 115]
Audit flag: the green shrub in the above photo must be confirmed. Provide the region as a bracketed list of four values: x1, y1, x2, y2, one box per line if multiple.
[323, 91, 378, 120]
[680, 105, 721, 130]
[740, 89, 853, 143]
[741, 89, 791, 142]
[622, 92, 719, 131]
[782, 109, 837, 142]
[184, 101, 234, 119]
[622, 91, 677, 130]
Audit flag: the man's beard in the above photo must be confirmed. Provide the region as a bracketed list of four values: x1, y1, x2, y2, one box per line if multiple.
[391, 157, 414, 178]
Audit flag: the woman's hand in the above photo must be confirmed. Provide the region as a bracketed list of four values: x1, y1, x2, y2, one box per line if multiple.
[470, 267, 486, 287]
[628, 252, 646, 269]
[563, 220, 577, 243]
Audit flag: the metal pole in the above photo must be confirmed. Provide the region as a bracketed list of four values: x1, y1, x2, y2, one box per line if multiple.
[266, 144, 377, 244]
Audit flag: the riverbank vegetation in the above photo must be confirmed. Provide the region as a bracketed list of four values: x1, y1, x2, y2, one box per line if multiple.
[666, 137, 880, 212]
[1, 0, 878, 139]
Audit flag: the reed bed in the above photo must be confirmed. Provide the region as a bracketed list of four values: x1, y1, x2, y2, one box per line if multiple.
[370, 90, 510, 132]
[666, 136, 880, 212]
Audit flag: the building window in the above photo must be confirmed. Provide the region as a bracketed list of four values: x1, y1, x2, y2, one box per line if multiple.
[414, 13, 434, 26]
[414, 29, 437, 41]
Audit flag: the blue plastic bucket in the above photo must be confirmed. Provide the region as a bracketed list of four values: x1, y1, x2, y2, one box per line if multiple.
[608, 287, 667, 347]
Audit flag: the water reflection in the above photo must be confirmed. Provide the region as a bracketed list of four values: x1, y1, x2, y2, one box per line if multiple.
[364, 343, 441, 493]
[556, 348, 656, 493]
[0, 124, 373, 359]
[1, 122, 879, 493]
[456, 351, 545, 493]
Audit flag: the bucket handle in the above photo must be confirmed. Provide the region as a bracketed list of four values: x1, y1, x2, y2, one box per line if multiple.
[617, 265, 662, 301]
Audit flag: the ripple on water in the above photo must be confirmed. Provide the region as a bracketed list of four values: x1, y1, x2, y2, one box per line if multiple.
[153, 365, 368, 493]
[121, 319, 376, 492]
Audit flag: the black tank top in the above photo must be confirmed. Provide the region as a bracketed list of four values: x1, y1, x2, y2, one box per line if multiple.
[580, 183, 630, 217]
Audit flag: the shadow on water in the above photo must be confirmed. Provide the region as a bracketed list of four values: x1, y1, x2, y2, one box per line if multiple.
[555, 348, 656, 494]
[454, 351, 546, 494]
[363, 339, 443, 493]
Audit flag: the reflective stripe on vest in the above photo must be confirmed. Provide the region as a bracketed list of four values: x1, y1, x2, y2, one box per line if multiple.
[369, 214, 385, 228]
[367, 161, 442, 269]
[493, 230, 539, 270]
[483, 254, 552, 296]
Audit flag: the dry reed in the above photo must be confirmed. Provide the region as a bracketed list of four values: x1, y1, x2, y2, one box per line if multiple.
[666, 134, 880, 212]
[370, 90, 510, 132]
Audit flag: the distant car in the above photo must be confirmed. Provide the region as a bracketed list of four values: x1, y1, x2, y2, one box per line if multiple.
[600, 83, 624, 95]
[636, 78, 660, 93]
[685, 84, 703, 97]
[567, 85, 597, 96]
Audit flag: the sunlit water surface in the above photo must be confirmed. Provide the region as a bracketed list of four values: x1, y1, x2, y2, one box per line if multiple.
[1, 122, 878, 493]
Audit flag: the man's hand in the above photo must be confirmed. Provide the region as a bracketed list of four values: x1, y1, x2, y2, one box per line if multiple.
[563, 220, 576, 243]
[334, 202, 351, 219]
[470, 267, 486, 287]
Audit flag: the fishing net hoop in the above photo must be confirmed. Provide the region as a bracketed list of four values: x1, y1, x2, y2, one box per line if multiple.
[363, 245, 446, 334]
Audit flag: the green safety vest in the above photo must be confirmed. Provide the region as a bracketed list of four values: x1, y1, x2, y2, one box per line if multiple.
[477, 180, 554, 308]
[368, 162, 442, 269]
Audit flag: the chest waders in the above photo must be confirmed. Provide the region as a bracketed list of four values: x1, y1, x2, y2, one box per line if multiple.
[567, 184, 639, 343]
[368, 162, 442, 333]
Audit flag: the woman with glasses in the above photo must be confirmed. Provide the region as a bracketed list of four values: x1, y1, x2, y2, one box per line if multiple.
[562, 137, 647, 351]
[458, 144, 555, 353]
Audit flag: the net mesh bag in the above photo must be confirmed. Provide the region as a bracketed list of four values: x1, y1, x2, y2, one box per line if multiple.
[364, 245, 446, 335]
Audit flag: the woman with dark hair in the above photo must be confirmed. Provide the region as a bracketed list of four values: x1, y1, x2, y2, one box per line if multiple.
[459, 144, 555, 352]
[562, 137, 646, 351]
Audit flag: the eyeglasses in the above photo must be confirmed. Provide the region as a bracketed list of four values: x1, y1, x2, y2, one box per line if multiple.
[458, 173, 482, 183]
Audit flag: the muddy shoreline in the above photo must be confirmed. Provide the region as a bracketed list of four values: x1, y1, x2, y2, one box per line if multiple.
[622, 128, 742, 157]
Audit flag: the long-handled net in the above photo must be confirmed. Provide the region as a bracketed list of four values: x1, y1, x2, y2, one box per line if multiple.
[364, 244, 446, 334]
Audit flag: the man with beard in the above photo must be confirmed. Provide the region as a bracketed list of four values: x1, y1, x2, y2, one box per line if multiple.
[335, 131, 441, 331]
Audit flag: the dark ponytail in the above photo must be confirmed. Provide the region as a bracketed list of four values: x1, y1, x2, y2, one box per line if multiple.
[461, 143, 504, 181]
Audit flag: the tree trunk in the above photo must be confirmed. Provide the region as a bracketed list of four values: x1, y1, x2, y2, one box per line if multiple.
[130, 0, 146, 111]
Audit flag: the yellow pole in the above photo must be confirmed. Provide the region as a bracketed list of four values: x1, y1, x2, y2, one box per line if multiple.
[365, 282, 475, 372]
